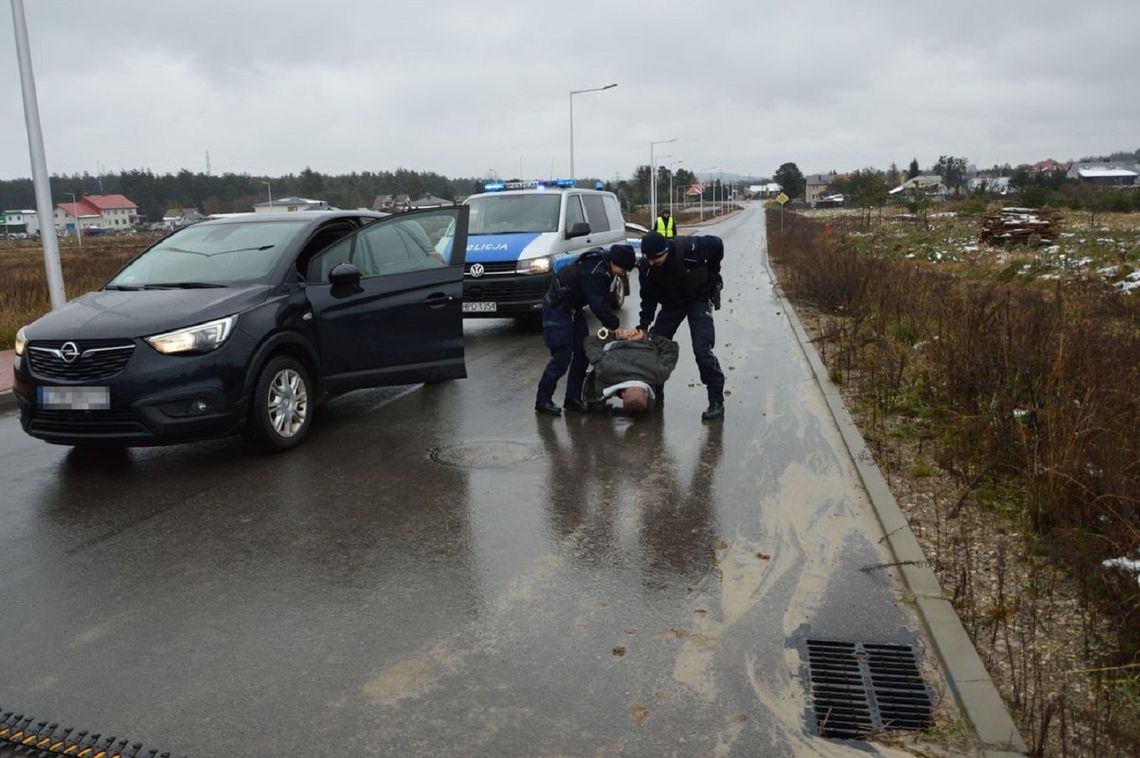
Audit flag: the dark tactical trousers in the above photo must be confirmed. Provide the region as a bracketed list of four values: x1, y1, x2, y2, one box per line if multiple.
[649, 299, 724, 402]
[536, 302, 589, 405]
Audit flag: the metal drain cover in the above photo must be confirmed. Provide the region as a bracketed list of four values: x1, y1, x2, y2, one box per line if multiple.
[804, 639, 933, 739]
[430, 440, 542, 468]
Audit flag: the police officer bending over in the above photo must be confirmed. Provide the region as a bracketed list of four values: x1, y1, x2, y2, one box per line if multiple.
[634, 231, 726, 421]
[535, 245, 638, 416]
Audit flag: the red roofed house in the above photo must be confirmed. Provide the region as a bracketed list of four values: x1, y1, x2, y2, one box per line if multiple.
[1029, 159, 1070, 174]
[53, 194, 140, 233]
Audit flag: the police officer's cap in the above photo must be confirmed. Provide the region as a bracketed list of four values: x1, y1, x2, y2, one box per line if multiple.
[607, 244, 636, 272]
[641, 231, 669, 259]
[660, 208, 670, 216]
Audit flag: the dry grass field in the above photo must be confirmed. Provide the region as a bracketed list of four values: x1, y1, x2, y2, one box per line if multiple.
[768, 205, 1140, 756]
[0, 234, 160, 348]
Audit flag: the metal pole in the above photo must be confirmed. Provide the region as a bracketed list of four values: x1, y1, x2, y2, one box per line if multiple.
[649, 138, 677, 225]
[569, 83, 616, 180]
[66, 192, 81, 247]
[11, 0, 65, 309]
[263, 181, 272, 212]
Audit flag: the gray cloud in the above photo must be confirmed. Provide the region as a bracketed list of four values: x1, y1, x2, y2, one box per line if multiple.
[2, 0, 1137, 184]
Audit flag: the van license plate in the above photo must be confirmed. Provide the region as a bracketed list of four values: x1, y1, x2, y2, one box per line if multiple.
[38, 386, 111, 410]
[463, 302, 497, 313]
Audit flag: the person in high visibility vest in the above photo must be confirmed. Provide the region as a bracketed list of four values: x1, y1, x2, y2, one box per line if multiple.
[654, 208, 676, 238]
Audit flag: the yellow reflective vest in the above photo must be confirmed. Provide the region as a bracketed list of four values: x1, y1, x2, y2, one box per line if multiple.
[654, 215, 676, 238]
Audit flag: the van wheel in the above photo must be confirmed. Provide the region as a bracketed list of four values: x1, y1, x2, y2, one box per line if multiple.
[250, 356, 313, 452]
[610, 275, 626, 309]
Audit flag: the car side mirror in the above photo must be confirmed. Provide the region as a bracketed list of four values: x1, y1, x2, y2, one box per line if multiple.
[566, 222, 591, 240]
[328, 261, 363, 295]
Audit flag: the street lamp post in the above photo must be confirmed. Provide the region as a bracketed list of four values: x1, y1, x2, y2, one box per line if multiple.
[665, 159, 683, 215]
[11, 0, 66, 308]
[649, 138, 677, 222]
[66, 192, 81, 247]
[569, 83, 617, 180]
[263, 181, 272, 213]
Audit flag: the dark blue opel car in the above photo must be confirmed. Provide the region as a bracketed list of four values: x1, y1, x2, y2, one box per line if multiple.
[12, 207, 469, 450]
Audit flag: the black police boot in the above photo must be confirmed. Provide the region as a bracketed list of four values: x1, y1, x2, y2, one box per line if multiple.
[564, 399, 590, 413]
[535, 399, 563, 417]
[701, 399, 725, 421]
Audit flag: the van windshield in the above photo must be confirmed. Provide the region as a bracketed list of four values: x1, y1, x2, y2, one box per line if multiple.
[467, 194, 561, 234]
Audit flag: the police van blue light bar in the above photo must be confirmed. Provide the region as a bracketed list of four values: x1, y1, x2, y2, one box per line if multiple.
[482, 178, 579, 192]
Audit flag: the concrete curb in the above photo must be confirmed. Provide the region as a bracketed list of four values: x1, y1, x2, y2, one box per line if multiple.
[766, 260, 1028, 756]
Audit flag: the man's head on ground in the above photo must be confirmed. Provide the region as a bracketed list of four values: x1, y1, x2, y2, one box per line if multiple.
[620, 386, 651, 414]
[606, 244, 636, 275]
[641, 231, 671, 266]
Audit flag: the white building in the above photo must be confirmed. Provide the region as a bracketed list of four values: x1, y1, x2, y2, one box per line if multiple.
[3, 209, 41, 236]
[253, 196, 330, 214]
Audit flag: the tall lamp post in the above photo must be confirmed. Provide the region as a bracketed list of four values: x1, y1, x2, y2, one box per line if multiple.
[569, 83, 617, 180]
[649, 138, 677, 222]
[262, 181, 272, 213]
[11, 0, 66, 308]
[665, 159, 683, 215]
[66, 192, 81, 247]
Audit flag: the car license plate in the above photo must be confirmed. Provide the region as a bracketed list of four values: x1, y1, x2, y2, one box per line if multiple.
[463, 301, 497, 313]
[38, 386, 110, 410]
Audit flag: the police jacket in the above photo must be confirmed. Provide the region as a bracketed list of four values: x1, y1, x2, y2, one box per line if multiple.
[654, 215, 676, 237]
[545, 249, 621, 329]
[637, 235, 724, 329]
[584, 334, 679, 389]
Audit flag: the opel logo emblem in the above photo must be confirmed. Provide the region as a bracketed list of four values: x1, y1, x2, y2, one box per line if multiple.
[60, 341, 81, 364]
[469, 263, 485, 278]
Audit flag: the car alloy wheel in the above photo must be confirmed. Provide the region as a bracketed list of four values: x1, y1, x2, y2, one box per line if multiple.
[251, 355, 313, 451]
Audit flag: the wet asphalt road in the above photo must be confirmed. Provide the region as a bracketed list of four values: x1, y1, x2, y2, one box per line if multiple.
[0, 204, 934, 757]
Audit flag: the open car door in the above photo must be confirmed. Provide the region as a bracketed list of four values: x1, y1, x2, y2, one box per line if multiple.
[305, 206, 469, 394]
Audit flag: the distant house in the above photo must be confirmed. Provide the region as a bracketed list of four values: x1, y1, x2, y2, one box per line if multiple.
[889, 175, 949, 200]
[372, 193, 411, 212]
[1066, 160, 1140, 183]
[1076, 168, 1138, 187]
[967, 176, 1012, 195]
[1029, 158, 1070, 174]
[2, 209, 41, 236]
[253, 196, 330, 213]
[53, 193, 140, 232]
[162, 208, 207, 228]
[805, 172, 838, 207]
[408, 194, 453, 209]
[746, 183, 782, 199]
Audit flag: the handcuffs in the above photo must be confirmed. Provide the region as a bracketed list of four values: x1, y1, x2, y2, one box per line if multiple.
[597, 327, 610, 340]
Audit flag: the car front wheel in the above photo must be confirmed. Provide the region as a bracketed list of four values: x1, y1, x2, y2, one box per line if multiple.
[250, 355, 313, 451]
[610, 274, 626, 309]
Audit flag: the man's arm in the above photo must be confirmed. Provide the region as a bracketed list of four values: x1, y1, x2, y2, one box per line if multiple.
[582, 271, 621, 329]
[637, 262, 659, 332]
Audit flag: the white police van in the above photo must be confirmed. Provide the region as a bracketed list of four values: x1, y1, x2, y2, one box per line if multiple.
[461, 179, 629, 319]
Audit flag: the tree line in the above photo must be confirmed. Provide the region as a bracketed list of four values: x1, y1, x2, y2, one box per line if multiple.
[0, 167, 486, 225]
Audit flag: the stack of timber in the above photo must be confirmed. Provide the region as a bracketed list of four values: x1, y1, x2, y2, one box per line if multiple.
[979, 207, 1058, 245]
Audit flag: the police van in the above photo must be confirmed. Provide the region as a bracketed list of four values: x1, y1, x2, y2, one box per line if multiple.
[461, 179, 629, 319]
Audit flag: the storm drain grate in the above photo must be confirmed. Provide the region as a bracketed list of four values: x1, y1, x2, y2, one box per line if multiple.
[804, 639, 933, 739]
[1, 709, 182, 758]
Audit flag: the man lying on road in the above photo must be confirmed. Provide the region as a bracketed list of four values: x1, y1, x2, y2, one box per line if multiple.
[582, 332, 679, 414]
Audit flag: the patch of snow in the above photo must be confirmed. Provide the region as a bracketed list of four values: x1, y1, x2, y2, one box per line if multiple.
[1103, 557, 1140, 587]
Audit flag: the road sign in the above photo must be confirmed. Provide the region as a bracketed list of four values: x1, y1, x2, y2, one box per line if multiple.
[776, 192, 789, 206]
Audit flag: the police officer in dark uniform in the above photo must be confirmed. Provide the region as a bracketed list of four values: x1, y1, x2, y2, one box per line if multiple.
[634, 231, 726, 420]
[535, 245, 638, 416]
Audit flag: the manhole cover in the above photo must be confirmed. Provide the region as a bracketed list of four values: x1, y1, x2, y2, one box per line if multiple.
[803, 639, 933, 739]
[430, 440, 542, 469]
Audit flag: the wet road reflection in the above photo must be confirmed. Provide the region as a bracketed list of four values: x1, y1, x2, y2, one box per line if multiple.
[0, 205, 932, 757]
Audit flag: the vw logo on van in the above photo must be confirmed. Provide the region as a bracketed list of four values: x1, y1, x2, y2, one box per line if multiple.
[59, 342, 81, 364]
[469, 263, 485, 278]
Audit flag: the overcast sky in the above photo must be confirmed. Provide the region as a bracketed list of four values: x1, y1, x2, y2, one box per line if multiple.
[2, 0, 1138, 183]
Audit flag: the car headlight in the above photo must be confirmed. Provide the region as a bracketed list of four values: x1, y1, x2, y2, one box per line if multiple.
[146, 315, 237, 355]
[518, 257, 552, 275]
[14, 326, 28, 356]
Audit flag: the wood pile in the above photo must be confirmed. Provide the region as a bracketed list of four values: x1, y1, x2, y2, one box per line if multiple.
[979, 207, 1058, 245]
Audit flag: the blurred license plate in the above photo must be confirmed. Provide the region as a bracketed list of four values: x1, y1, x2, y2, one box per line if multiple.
[463, 302, 497, 313]
[38, 386, 110, 410]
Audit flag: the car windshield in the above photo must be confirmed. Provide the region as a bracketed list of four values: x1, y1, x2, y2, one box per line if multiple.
[108, 220, 308, 287]
[467, 194, 561, 234]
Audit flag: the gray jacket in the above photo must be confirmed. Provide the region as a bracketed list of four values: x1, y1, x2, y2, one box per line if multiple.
[584, 335, 679, 389]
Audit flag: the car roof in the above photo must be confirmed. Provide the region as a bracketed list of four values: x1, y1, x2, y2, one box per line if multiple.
[467, 188, 614, 200]
[201, 210, 388, 226]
